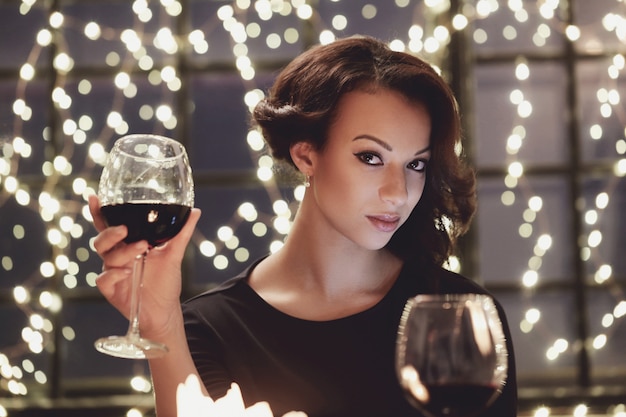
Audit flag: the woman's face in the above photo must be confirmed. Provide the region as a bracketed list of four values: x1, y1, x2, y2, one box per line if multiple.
[306, 88, 431, 251]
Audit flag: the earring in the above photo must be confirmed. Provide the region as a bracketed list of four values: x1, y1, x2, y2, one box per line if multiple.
[304, 175, 311, 188]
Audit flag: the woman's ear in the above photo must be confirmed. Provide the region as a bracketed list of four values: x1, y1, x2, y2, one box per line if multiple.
[290, 141, 316, 176]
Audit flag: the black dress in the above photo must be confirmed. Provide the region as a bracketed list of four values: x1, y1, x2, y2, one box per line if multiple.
[183, 257, 517, 417]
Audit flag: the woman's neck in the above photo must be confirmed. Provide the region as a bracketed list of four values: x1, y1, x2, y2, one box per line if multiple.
[248, 201, 403, 318]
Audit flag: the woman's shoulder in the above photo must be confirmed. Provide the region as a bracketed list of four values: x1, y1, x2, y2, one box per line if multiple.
[402, 257, 493, 296]
[183, 275, 244, 303]
[182, 258, 264, 311]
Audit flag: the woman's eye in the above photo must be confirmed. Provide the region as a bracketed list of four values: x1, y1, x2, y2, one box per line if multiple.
[408, 159, 428, 172]
[355, 152, 383, 166]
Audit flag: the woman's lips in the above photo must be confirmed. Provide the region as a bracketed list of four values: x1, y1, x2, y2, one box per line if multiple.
[367, 214, 401, 233]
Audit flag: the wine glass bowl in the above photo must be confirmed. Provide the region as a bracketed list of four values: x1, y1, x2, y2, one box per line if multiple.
[95, 134, 194, 359]
[396, 293, 508, 417]
[98, 135, 194, 247]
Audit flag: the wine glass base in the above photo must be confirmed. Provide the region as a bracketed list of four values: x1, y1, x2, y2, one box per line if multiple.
[95, 335, 168, 359]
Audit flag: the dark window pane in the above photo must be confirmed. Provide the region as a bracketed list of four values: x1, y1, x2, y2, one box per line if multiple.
[0, 197, 49, 290]
[476, 177, 574, 284]
[188, 0, 304, 64]
[0, 305, 51, 386]
[586, 289, 626, 385]
[189, 185, 294, 287]
[60, 303, 141, 381]
[496, 291, 579, 387]
[474, 62, 569, 167]
[60, 2, 173, 69]
[577, 60, 626, 162]
[188, 73, 272, 172]
[62, 74, 178, 168]
[1, 79, 50, 176]
[0, 4, 49, 70]
[473, 2, 565, 55]
[582, 176, 626, 281]
[575, 0, 626, 52]
[317, 0, 425, 42]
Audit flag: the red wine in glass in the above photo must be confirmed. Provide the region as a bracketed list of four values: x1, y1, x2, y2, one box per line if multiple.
[101, 202, 191, 247]
[402, 382, 499, 417]
[396, 293, 508, 417]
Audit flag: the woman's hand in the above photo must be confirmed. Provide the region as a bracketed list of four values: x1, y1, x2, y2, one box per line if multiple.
[88, 194, 201, 340]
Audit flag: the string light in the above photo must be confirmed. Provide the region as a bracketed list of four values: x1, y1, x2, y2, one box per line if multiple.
[1, 1, 625, 416]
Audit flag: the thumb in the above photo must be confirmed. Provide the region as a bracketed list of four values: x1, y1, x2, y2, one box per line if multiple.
[167, 207, 201, 255]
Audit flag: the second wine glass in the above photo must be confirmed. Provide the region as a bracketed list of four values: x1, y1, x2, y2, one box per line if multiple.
[396, 293, 508, 417]
[95, 134, 194, 359]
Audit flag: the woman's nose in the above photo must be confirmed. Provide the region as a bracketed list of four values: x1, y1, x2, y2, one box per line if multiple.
[379, 168, 408, 206]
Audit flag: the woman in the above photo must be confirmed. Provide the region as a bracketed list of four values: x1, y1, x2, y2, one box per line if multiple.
[90, 36, 517, 416]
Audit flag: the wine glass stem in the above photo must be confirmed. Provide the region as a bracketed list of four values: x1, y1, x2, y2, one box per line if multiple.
[126, 251, 148, 342]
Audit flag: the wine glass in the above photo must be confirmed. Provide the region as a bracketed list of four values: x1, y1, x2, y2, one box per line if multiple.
[396, 293, 508, 417]
[95, 134, 194, 359]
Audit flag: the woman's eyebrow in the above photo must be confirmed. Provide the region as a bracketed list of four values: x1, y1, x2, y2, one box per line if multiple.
[352, 134, 431, 156]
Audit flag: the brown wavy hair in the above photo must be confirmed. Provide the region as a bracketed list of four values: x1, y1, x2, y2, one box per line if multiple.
[253, 35, 476, 266]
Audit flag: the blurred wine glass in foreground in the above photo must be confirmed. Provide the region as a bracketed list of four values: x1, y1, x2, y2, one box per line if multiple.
[396, 293, 508, 417]
[95, 134, 194, 359]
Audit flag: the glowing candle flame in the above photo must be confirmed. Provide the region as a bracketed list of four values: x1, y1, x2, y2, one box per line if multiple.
[176, 374, 308, 417]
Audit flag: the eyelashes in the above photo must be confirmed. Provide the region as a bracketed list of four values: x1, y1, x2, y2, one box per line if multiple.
[408, 159, 428, 172]
[355, 151, 383, 166]
[354, 151, 428, 172]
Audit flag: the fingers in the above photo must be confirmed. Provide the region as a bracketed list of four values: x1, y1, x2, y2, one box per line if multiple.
[96, 267, 132, 302]
[155, 208, 201, 258]
[88, 194, 107, 231]
[176, 208, 201, 245]
[104, 240, 148, 267]
[94, 239, 146, 313]
[92, 224, 129, 255]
